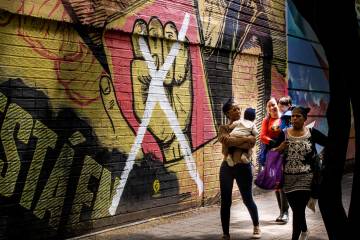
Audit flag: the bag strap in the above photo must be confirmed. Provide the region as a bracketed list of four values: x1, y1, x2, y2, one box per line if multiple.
[308, 127, 317, 154]
[308, 127, 322, 173]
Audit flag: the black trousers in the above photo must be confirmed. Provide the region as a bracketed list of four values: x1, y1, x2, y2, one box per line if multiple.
[275, 189, 289, 215]
[286, 190, 311, 240]
[219, 161, 259, 235]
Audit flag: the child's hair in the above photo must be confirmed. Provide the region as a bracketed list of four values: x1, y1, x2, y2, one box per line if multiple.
[278, 96, 292, 106]
[244, 107, 256, 121]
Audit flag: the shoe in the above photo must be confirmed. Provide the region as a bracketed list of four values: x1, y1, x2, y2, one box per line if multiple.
[299, 230, 309, 240]
[275, 212, 288, 224]
[281, 212, 289, 223]
[275, 214, 282, 222]
[252, 226, 261, 239]
[221, 234, 230, 240]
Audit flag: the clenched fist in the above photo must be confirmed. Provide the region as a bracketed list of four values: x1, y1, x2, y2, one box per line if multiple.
[131, 17, 192, 156]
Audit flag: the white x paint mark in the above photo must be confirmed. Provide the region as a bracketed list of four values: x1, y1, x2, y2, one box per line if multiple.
[109, 13, 203, 215]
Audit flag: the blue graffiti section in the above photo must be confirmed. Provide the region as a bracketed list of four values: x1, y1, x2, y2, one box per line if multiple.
[286, 0, 329, 134]
[288, 37, 327, 68]
[287, 0, 318, 42]
[288, 63, 328, 92]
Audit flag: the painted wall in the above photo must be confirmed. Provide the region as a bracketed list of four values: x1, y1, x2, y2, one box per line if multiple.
[287, 0, 356, 159]
[0, 0, 287, 238]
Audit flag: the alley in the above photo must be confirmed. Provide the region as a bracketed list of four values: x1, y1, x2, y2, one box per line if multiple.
[72, 173, 353, 240]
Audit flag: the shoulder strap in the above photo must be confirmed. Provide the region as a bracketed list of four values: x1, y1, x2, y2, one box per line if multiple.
[308, 127, 317, 154]
[283, 128, 288, 141]
[308, 127, 313, 141]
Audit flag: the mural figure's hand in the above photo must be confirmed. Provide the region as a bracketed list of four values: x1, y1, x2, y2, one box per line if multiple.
[99, 74, 142, 154]
[100, 75, 122, 132]
[131, 17, 192, 161]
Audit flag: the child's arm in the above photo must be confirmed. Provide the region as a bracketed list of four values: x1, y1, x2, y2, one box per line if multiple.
[251, 123, 258, 136]
[218, 125, 255, 149]
[229, 120, 240, 130]
[229, 129, 244, 137]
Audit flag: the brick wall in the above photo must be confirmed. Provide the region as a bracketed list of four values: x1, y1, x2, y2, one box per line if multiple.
[0, 0, 288, 239]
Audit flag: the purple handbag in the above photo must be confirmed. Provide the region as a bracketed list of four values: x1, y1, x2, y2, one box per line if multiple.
[255, 150, 284, 190]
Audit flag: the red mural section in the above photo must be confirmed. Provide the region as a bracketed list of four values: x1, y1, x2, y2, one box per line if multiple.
[104, 2, 216, 161]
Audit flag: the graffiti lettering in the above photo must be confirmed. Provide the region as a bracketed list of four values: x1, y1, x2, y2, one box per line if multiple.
[20, 120, 57, 209]
[0, 91, 119, 230]
[92, 167, 119, 219]
[0, 92, 6, 113]
[0, 103, 33, 197]
[33, 142, 74, 229]
[69, 155, 102, 224]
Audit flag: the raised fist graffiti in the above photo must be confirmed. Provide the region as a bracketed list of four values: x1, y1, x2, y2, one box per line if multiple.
[109, 15, 203, 215]
[131, 17, 192, 160]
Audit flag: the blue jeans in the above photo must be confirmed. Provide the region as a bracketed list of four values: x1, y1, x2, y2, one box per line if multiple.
[220, 161, 259, 235]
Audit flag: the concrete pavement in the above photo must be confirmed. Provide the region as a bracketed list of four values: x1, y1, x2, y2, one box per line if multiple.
[72, 173, 353, 240]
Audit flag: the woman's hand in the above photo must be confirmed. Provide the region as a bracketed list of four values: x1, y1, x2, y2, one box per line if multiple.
[272, 141, 288, 152]
[239, 136, 256, 149]
[246, 136, 256, 147]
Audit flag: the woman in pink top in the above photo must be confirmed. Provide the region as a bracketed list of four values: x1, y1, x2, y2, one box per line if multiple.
[259, 97, 289, 224]
[260, 97, 282, 146]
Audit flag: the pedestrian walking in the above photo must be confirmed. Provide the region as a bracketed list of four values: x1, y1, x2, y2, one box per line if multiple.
[273, 106, 327, 240]
[259, 97, 289, 224]
[218, 98, 261, 239]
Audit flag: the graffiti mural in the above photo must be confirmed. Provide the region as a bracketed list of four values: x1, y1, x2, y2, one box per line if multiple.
[198, 0, 274, 125]
[288, 1, 358, 238]
[0, 0, 287, 238]
[197, 0, 287, 167]
[287, 0, 355, 160]
[0, 79, 181, 238]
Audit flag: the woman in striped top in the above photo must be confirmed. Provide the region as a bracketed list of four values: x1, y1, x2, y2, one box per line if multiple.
[273, 106, 327, 240]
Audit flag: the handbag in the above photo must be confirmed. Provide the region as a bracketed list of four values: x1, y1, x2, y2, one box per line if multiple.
[255, 150, 284, 190]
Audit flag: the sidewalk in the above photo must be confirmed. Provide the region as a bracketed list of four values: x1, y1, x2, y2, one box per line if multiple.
[73, 173, 353, 240]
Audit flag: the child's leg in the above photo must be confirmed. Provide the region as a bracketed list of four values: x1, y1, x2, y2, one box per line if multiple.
[225, 147, 235, 167]
[232, 149, 244, 165]
[225, 154, 234, 167]
[240, 149, 252, 162]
